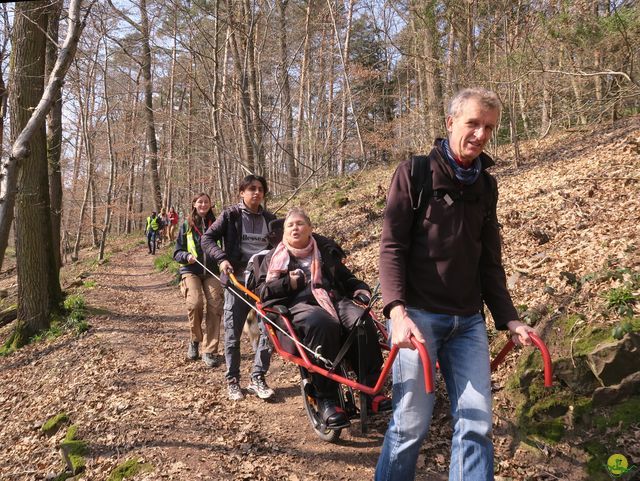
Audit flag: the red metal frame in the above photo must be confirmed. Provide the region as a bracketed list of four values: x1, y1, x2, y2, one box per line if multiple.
[229, 274, 552, 394]
[261, 305, 434, 396]
[490, 332, 553, 387]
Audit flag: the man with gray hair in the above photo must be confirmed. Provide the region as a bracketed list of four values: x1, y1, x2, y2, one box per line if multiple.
[375, 87, 535, 480]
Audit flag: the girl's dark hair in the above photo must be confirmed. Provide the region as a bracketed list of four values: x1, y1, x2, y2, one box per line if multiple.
[187, 192, 216, 230]
[238, 174, 268, 195]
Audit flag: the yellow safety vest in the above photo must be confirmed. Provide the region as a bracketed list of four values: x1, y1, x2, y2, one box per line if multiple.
[146, 216, 159, 231]
[179, 225, 199, 266]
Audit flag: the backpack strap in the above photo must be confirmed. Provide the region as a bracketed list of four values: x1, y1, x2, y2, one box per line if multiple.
[481, 171, 499, 224]
[410, 155, 432, 232]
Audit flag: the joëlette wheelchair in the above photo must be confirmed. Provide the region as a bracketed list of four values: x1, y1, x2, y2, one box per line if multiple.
[227, 271, 553, 443]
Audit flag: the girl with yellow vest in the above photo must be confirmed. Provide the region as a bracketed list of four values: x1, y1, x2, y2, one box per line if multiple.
[173, 193, 224, 367]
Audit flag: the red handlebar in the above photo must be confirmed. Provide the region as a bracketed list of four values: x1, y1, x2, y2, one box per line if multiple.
[490, 332, 553, 387]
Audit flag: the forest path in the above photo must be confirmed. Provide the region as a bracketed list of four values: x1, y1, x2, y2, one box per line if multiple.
[2, 244, 426, 480]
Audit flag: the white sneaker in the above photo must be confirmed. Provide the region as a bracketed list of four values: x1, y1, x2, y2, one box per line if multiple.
[228, 378, 244, 401]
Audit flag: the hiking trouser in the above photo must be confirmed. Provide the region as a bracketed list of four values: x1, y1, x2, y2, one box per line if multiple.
[180, 273, 224, 354]
[288, 298, 383, 398]
[147, 230, 158, 254]
[223, 284, 273, 382]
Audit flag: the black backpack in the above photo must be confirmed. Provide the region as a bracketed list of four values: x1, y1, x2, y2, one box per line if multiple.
[410, 154, 498, 232]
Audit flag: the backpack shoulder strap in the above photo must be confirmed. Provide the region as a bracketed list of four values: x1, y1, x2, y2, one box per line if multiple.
[410, 155, 432, 232]
[481, 170, 499, 223]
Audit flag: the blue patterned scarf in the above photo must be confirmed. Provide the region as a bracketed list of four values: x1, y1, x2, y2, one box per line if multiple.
[441, 138, 482, 185]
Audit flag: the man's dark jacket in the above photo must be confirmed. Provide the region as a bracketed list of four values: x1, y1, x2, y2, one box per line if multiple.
[379, 140, 518, 328]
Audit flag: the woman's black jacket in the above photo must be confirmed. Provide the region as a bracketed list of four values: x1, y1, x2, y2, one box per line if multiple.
[256, 234, 368, 308]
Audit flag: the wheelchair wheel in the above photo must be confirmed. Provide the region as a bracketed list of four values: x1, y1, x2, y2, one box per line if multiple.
[299, 371, 342, 443]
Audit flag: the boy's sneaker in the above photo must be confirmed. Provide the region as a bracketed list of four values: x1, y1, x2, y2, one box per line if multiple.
[247, 374, 275, 400]
[202, 352, 219, 368]
[187, 341, 199, 360]
[228, 378, 244, 401]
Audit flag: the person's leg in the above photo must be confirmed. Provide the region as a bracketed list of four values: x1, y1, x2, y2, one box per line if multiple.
[437, 312, 493, 481]
[250, 313, 274, 378]
[288, 303, 342, 397]
[151, 230, 157, 254]
[223, 286, 250, 382]
[335, 299, 383, 387]
[147, 231, 153, 253]
[376, 308, 449, 481]
[180, 273, 204, 343]
[202, 276, 224, 354]
[180, 273, 205, 360]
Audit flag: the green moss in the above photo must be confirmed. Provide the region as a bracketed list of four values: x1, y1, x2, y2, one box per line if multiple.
[558, 313, 586, 334]
[107, 458, 153, 481]
[526, 418, 565, 442]
[527, 392, 572, 419]
[60, 425, 87, 475]
[41, 413, 69, 436]
[333, 193, 349, 208]
[82, 280, 97, 289]
[573, 397, 593, 422]
[594, 396, 640, 430]
[583, 440, 611, 480]
[573, 326, 615, 357]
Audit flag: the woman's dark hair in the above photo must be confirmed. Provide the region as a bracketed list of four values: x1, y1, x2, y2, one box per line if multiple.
[238, 174, 268, 195]
[187, 192, 216, 230]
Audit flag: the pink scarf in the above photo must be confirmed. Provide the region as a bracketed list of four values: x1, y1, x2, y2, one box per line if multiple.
[266, 236, 338, 320]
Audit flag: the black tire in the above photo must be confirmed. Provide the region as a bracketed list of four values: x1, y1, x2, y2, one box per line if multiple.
[300, 374, 342, 443]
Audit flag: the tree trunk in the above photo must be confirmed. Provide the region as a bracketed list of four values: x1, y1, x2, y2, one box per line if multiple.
[139, 0, 162, 211]
[46, 0, 63, 271]
[278, 0, 298, 188]
[226, 0, 257, 173]
[98, 37, 117, 262]
[10, 1, 53, 343]
[0, 0, 84, 273]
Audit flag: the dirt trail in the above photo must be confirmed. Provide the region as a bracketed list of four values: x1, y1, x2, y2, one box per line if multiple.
[2, 245, 426, 481]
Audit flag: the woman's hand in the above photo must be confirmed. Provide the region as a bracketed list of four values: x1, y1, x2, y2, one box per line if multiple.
[289, 269, 305, 290]
[506, 320, 536, 346]
[353, 289, 371, 304]
[187, 254, 197, 265]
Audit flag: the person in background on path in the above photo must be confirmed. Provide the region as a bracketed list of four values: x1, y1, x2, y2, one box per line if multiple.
[201, 175, 276, 401]
[174, 193, 224, 368]
[145, 211, 163, 255]
[375, 87, 536, 481]
[168, 206, 179, 242]
[159, 207, 169, 245]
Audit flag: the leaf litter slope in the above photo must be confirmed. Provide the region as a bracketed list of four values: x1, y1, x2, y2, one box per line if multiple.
[1, 116, 639, 480]
[0, 246, 400, 480]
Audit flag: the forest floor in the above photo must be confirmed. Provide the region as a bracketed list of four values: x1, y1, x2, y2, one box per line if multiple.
[1, 242, 587, 481]
[1, 116, 640, 481]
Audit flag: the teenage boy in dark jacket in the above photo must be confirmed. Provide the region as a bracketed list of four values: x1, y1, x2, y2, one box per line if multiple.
[201, 175, 277, 401]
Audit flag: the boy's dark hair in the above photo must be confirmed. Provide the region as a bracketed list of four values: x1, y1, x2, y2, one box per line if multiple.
[239, 174, 268, 195]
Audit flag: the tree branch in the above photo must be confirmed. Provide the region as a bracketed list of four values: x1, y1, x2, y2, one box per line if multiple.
[10, 0, 90, 161]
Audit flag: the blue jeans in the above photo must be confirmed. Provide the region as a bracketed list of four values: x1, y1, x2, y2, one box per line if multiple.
[147, 230, 158, 254]
[223, 285, 273, 382]
[375, 308, 493, 481]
